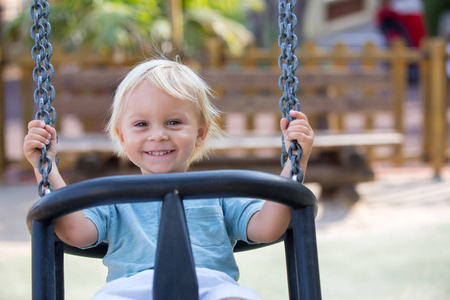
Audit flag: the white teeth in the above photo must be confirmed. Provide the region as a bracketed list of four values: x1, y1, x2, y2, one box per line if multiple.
[148, 150, 171, 156]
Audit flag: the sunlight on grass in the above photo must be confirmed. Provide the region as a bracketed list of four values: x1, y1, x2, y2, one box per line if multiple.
[64, 255, 107, 300]
[237, 222, 450, 299]
[0, 248, 106, 300]
[1, 222, 449, 299]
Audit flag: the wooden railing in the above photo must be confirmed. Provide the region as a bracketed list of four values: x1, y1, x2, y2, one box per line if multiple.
[205, 38, 449, 177]
[0, 38, 448, 178]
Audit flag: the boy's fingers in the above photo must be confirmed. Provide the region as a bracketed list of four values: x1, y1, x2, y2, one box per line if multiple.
[280, 118, 289, 132]
[26, 132, 50, 144]
[44, 125, 57, 141]
[24, 139, 45, 150]
[27, 127, 52, 140]
[289, 110, 308, 121]
[28, 120, 46, 130]
[285, 119, 312, 131]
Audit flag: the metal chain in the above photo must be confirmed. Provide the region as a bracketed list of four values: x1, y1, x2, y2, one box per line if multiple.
[30, 0, 58, 196]
[278, 0, 303, 182]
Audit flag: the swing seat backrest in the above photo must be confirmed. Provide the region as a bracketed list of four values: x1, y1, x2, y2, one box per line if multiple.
[27, 170, 321, 300]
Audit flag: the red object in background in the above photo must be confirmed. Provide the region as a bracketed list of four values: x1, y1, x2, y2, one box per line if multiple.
[376, 5, 426, 48]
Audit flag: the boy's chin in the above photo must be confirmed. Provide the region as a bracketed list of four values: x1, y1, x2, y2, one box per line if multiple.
[140, 167, 187, 175]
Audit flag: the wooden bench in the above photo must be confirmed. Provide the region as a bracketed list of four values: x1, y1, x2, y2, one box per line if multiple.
[24, 65, 404, 202]
[190, 68, 404, 203]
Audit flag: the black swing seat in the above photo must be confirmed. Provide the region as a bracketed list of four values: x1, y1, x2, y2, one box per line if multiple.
[27, 170, 321, 300]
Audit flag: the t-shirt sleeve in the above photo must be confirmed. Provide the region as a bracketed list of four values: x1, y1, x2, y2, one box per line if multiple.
[222, 198, 264, 243]
[80, 205, 110, 249]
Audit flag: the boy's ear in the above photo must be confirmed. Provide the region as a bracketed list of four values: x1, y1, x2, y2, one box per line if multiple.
[116, 128, 125, 145]
[195, 124, 208, 147]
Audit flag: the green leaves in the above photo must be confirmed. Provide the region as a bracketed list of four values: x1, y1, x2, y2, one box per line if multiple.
[184, 7, 254, 55]
[184, 0, 264, 21]
[3, 0, 264, 57]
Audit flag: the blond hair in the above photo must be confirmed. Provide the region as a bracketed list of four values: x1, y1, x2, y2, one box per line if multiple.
[106, 58, 222, 167]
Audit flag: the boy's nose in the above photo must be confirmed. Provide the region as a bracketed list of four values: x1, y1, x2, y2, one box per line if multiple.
[147, 128, 169, 142]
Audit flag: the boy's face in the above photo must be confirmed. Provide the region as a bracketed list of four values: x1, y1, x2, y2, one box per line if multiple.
[116, 82, 207, 175]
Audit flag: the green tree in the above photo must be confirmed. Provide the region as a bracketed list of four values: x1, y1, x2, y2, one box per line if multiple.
[3, 0, 264, 58]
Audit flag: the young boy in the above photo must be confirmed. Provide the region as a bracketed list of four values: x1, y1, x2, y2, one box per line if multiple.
[24, 59, 314, 299]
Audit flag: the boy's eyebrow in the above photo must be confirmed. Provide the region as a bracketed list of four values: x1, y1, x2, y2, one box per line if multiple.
[127, 109, 191, 119]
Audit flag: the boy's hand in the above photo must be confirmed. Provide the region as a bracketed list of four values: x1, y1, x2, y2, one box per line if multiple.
[280, 110, 314, 164]
[23, 120, 58, 168]
[248, 110, 313, 243]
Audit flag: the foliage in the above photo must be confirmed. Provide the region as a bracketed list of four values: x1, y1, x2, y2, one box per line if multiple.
[184, 7, 254, 56]
[184, 0, 265, 22]
[3, 0, 265, 58]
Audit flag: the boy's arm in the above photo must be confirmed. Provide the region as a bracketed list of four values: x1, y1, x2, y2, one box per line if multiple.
[25, 120, 98, 247]
[42, 167, 98, 247]
[246, 111, 314, 243]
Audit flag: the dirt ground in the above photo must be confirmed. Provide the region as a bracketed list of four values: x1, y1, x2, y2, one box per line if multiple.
[0, 164, 449, 299]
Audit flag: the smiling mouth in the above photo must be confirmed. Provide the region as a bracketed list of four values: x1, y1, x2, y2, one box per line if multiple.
[146, 150, 174, 156]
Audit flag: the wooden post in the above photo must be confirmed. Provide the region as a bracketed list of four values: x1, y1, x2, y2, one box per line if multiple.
[303, 40, 328, 130]
[330, 42, 349, 131]
[300, 40, 320, 129]
[420, 39, 432, 163]
[391, 39, 406, 165]
[0, 43, 5, 175]
[205, 38, 224, 67]
[428, 39, 447, 179]
[21, 63, 35, 146]
[170, 0, 184, 51]
[362, 41, 379, 162]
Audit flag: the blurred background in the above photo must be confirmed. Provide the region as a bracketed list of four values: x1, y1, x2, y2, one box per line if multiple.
[0, 0, 449, 299]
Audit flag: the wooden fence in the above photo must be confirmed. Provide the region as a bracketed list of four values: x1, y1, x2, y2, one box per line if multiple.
[420, 39, 449, 178]
[205, 38, 449, 176]
[0, 38, 448, 179]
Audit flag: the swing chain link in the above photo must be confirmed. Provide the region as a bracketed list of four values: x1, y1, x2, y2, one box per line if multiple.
[30, 0, 58, 197]
[278, 0, 303, 182]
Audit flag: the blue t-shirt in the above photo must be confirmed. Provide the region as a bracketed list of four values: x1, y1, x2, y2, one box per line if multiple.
[83, 198, 264, 282]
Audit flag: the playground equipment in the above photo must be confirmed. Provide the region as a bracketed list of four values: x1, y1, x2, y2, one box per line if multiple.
[26, 0, 321, 299]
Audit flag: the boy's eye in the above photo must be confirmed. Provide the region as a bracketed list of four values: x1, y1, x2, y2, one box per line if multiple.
[134, 122, 148, 127]
[167, 120, 181, 126]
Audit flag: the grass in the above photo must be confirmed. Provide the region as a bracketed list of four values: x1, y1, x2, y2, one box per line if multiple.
[316, 222, 450, 300]
[0, 248, 107, 300]
[1, 222, 449, 299]
[236, 222, 450, 299]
